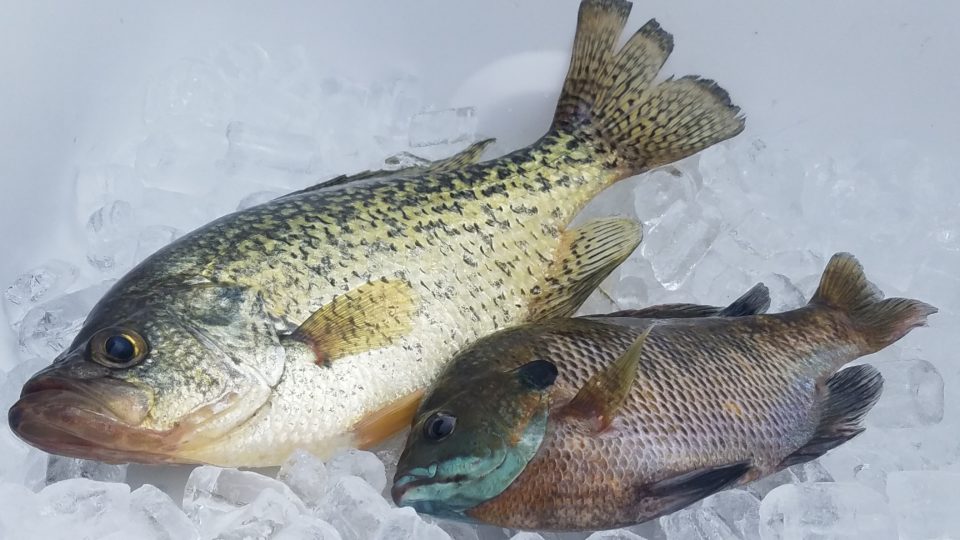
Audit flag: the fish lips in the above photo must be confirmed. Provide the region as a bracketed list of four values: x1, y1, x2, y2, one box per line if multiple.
[8, 374, 185, 465]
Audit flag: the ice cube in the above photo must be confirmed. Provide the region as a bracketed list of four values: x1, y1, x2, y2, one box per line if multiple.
[759, 482, 897, 540]
[886, 471, 960, 540]
[745, 461, 833, 500]
[130, 484, 199, 540]
[144, 58, 233, 128]
[585, 529, 650, 539]
[278, 449, 329, 507]
[701, 489, 761, 540]
[73, 165, 144, 225]
[182, 466, 306, 538]
[641, 200, 723, 290]
[46, 456, 128, 484]
[314, 475, 392, 540]
[17, 281, 114, 358]
[86, 200, 138, 273]
[135, 130, 227, 196]
[632, 166, 699, 224]
[274, 516, 344, 540]
[384, 151, 431, 170]
[372, 431, 408, 497]
[135, 225, 180, 263]
[868, 358, 944, 428]
[224, 121, 319, 174]
[409, 107, 478, 148]
[327, 448, 388, 494]
[660, 505, 738, 540]
[0, 483, 39, 538]
[36, 478, 133, 538]
[2, 260, 79, 325]
[509, 534, 546, 540]
[214, 488, 307, 540]
[374, 507, 451, 540]
[237, 190, 283, 211]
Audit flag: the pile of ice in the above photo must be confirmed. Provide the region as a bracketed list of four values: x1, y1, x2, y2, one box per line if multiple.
[2, 41, 958, 539]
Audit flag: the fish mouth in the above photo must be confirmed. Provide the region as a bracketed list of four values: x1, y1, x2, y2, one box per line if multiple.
[8, 374, 191, 465]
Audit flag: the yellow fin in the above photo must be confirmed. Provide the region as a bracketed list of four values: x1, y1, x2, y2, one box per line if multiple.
[562, 325, 653, 431]
[353, 389, 425, 449]
[290, 279, 416, 365]
[428, 138, 496, 172]
[527, 217, 641, 321]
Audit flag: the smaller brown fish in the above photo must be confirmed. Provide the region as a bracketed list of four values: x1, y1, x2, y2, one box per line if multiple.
[392, 253, 936, 531]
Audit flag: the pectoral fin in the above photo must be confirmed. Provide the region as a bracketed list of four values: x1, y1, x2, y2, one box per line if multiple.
[289, 279, 416, 365]
[353, 389, 425, 449]
[560, 325, 652, 432]
[528, 217, 642, 321]
[637, 462, 752, 517]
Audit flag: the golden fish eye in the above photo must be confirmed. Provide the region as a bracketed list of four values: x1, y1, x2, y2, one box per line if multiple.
[89, 328, 148, 369]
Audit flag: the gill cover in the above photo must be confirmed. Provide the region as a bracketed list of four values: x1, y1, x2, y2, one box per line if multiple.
[392, 360, 558, 517]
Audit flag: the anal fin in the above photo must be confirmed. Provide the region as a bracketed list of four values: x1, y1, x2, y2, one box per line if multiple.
[638, 462, 751, 518]
[779, 364, 884, 468]
[528, 217, 642, 321]
[289, 279, 416, 365]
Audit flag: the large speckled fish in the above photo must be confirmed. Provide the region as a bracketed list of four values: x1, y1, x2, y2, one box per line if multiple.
[8, 0, 745, 466]
[393, 254, 936, 531]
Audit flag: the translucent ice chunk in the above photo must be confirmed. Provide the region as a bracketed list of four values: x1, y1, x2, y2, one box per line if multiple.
[315, 475, 392, 540]
[278, 449, 329, 507]
[641, 200, 722, 290]
[224, 121, 319, 174]
[586, 529, 649, 539]
[274, 516, 343, 540]
[135, 225, 180, 263]
[135, 130, 227, 196]
[144, 58, 233, 128]
[46, 456, 127, 484]
[37, 478, 132, 538]
[886, 471, 960, 540]
[409, 107, 477, 147]
[509, 533, 546, 540]
[374, 507, 451, 540]
[868, 358, 944, 428]
[17, 281, 113, 357]
[2, 260, 79, 325]
[745, 461, 833, 500]
[86, 200, 138, 272]
[759, 482, 897, 540]
[632, 166, 699, 224]
[182, 466, 306, 538]
[660, 506, 738, 540]
[327, 448, 388, 494]
[384, 151, 431, 170]
[130, 484, 199, 540]
[73, 165, 143, 224]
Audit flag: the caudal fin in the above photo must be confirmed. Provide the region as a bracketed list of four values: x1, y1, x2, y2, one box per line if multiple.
[810, 253, 937, 354]
[779, 364, 883, 468]
[553, 0, 745, 178]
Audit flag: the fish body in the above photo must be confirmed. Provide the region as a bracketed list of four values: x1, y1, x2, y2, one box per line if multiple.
[393, 254, 936, 530]
[9, 0, 744, 466]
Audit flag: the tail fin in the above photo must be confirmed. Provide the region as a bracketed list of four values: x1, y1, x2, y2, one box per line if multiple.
[553, 0, 745, 178]
[779, 364, 883, 468]
[810, 253, 937, 353]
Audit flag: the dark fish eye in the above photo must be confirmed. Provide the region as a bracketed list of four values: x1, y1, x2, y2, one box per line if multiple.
[90, 327, 148, 368]
[423, 412, 456, 441]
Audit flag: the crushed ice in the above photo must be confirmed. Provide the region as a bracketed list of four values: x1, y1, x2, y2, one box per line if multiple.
[1, 41, 957, 540]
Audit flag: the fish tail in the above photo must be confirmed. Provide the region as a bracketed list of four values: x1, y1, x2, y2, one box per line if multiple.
[779, 364, 883, 468]
[810, 253, 937, 354]
[551, 0, 745, 180]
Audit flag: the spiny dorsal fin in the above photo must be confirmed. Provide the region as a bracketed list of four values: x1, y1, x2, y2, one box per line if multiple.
[561, 325, 653, 431]
[292, 138, 497, 194]
[601, 282, 770, 319]
[552, 0, 744, 177]
[810, 252, 937, 354]
[289, 279, 416, 365]
[527, 217, 642, 321]
[779, 364, 884, 469]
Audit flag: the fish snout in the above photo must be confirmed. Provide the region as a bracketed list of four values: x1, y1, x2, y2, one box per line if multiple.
[391, 463, 439, 507]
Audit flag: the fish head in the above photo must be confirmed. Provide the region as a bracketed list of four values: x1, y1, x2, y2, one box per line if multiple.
[8, 276, 285, 464]
[392, 356, 559, 518]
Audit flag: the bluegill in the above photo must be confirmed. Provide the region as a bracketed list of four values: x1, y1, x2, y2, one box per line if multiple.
[8, 0, 744, 466]
[393, 254, 936, 530]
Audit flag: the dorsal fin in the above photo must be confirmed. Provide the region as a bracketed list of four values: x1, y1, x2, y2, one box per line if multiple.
[560, 325, 653, 431]
[601, 283, 770, 319]
[287, 138, 496, 196]
[527, 217, 642, 321]
[288, 279, 416, 366]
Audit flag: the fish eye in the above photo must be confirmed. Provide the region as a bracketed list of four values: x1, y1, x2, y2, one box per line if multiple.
[423, 412, 457, 441]
[89, 327, 148, 368]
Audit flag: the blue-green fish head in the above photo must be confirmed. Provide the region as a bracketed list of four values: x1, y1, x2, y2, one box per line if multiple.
[391, 359, 559, 519]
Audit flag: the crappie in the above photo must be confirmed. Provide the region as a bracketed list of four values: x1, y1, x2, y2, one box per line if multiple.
[393, 254, 936, 530]
[9, 0, 745, 466]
